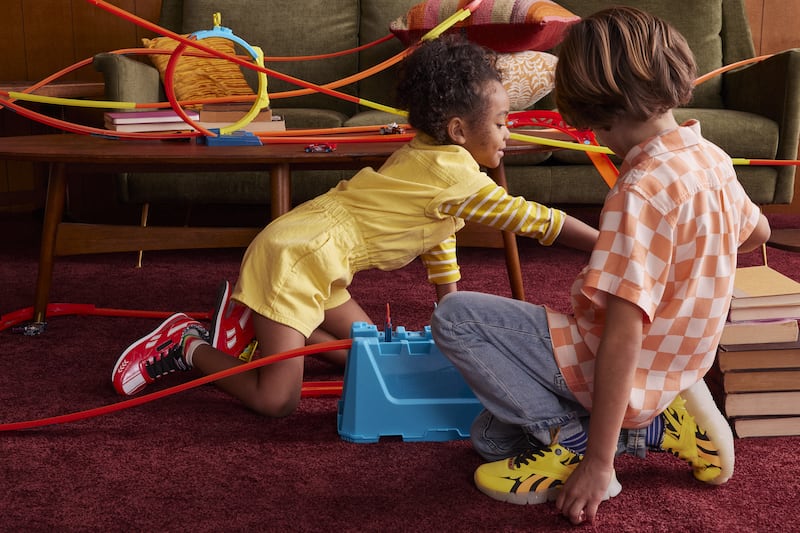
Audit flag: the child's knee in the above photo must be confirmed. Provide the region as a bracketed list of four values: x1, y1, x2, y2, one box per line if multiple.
[251, 388, 301, 418]
[432, 291, 474, 328]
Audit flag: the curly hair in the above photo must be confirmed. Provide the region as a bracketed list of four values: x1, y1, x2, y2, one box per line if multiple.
[554, 6, 696, 130]
[396, 35, 502, 144]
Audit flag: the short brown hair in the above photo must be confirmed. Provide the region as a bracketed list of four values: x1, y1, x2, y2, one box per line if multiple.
[554, 6, 696, 130]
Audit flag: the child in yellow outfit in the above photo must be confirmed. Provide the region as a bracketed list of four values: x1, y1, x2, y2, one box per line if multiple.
[112, 36, 598, 417]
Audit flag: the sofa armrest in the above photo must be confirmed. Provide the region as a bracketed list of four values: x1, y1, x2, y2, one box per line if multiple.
[723, 49, 800, 204]
[92, 52, 162, 103]
[724, 49, 800, 161]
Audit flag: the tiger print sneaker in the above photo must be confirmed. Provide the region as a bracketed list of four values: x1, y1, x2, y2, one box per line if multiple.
[473, 440, 622, 505]
[660, 382, 734, 484]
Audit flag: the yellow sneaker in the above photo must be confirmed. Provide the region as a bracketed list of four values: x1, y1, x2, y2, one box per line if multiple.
[473, 441, 621, 505]
[660, 386, 733, 484]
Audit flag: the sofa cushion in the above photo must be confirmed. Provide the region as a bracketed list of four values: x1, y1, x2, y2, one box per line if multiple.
[344, 110, 408, 128]
[143, 36, 255, 106]
[390, 0, 580, 52]
[358, 0, 430, 108]
[497, 51, 558, 110]
[275, 108, 349, 129]
[177, 0, 361, 117]
[555, 0, 724, 108]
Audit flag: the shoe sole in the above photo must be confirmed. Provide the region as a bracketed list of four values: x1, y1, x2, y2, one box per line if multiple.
[681, 379, 735, 485]
[210, 280, 231, 349]
[111, 312, 189, 395]
[476, 470, 621, 505]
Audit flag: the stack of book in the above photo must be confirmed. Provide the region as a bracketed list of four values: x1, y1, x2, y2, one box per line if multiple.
[104, 109, 199, 132]
[197, 103, 286, 133]
[714, 265, 800, 438]
[104, 105, 286, 134]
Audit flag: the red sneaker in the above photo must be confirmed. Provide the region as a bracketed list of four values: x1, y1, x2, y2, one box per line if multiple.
[111, 313, 206, 396]
[210, 280, 255, 357]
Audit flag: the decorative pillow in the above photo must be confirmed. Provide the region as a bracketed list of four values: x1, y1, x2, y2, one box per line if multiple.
[389, 0, 580, 52]
[143, 36, 254, 104]
[497, 50, 557, 110]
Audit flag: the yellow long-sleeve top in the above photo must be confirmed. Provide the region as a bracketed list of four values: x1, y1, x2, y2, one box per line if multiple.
[325, 134, 566, 285]
[423, 184, 565, 283]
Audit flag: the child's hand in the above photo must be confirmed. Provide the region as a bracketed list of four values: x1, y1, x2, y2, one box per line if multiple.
[555, 457, 614, 525]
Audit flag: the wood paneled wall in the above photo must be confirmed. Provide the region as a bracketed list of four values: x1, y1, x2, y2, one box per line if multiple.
[2, 0, 800, 213]
[0, 0, 162, 214]
[1, 0, 161, 82]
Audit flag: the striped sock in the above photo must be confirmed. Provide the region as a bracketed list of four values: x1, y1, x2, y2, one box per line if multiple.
[559, 431, 588, 455]
[181, 326, 209, 367]
[646, 414, 665, 449]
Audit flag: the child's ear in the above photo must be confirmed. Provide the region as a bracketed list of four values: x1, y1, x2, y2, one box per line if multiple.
[447, 116, 467, 145]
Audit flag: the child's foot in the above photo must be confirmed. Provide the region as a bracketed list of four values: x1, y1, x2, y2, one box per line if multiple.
[112, 313, 207, 395]
[210, 280, 255, 358]
[660, 380, 734, 484]
[473, 441, 622, 505]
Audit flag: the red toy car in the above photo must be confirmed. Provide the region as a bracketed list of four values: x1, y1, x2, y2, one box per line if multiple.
[304, 143, 337, 153]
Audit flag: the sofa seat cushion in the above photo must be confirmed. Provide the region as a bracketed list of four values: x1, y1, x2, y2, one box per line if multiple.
[274, 108, 349, 129]
[549, 109, 779, 164]
[504, 164, 612, 204]
[505, 164, 784, 206]
[344, 110, 408, 128]
[120, 172, 270, 205]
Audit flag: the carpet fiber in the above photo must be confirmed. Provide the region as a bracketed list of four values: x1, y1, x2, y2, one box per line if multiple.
[2, 212, 799, 532]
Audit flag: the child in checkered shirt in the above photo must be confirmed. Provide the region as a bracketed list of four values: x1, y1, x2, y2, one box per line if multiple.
[431, 6, 771, 525]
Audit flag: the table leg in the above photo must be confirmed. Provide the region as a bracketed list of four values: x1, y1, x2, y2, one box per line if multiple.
[270, 162, 292, 219]
[33, 162, 67, 324]
[488, 163, 525, 301]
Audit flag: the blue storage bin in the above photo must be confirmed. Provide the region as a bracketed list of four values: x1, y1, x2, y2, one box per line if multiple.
[337, 322, 483, 443]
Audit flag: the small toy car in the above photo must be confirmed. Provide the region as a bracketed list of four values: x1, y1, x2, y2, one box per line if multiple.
[304, 143, 337, 153]
[379, 122, 405, 135]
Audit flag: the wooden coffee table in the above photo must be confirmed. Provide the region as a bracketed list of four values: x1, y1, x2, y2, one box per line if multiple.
[0, 133, 549, 326]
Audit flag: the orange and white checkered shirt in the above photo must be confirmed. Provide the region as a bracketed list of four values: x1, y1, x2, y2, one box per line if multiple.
[547, 121, 761, 427]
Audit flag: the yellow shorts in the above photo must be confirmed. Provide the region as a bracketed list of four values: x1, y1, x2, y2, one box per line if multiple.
[231, 197, 367, 338]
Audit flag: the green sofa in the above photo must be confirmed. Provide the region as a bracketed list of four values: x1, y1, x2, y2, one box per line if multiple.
[93, 0, 800, 219]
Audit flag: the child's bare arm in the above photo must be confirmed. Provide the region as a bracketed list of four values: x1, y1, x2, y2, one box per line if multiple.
[435, 282, 458, 301]
[554, 215, 599, 252]
[739, 213, 771, 253]
[557, 294, 643, 525]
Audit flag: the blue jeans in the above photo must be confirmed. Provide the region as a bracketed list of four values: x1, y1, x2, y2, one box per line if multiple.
[430, 291, 647, 461]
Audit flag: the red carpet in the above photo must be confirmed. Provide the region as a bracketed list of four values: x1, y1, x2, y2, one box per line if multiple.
[2, 212, 799, 532]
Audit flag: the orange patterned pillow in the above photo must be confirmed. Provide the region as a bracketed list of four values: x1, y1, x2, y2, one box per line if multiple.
[389, 0, 580, 52]
[143, 36, 254, 104]
[497, 51, 557, 110]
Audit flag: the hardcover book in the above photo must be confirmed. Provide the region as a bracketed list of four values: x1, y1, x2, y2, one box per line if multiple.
[732, 416, 800, 438]
[722, 369, 800, 393]
[104, 109, 199, 124]
[728, 303, 800, 322]
[730, 265, 800, 309]
[725, 391, 800, 417]
[718, 340, 800, 371]
[719, 318, 799, 345]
